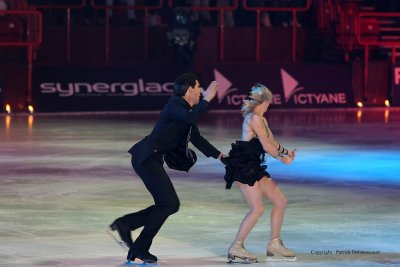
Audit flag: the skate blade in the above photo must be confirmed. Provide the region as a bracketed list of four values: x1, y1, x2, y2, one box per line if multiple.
[104, 227, 129, 251]
[227, 257, 258, 264]
[227, 260, 257, 264]
[266, 255, 296, 262]
[124, 259, 157, 266]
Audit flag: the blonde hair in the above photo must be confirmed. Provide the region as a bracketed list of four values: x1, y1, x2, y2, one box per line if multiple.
[241, 83, 273, 116]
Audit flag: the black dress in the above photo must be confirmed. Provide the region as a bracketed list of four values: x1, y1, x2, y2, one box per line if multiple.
[223, 138, 271, 189]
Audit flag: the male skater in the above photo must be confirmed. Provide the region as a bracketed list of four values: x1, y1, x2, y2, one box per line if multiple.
[108, 73, 223, 265]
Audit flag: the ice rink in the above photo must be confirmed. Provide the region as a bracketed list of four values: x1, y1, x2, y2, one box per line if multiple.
[1, 108, 399, 267]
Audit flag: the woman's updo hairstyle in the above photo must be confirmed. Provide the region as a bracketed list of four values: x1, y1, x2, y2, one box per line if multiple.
[241, 83, 273, 116]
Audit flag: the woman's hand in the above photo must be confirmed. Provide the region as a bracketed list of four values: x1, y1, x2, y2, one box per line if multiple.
[281, 155, 294, 165]
[287, 149, 296, 159]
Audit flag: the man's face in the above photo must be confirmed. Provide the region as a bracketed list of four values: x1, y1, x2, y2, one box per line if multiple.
[190, 80, 201, 105]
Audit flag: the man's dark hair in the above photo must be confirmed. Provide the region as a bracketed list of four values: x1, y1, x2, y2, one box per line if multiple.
[174, 73, 198, 96]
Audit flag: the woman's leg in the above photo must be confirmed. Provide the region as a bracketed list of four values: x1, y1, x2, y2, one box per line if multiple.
[234, 181, 265, 241]
[258, 177, 287, 239]
[259, 177, 295, 258]
[228, 181, 263, 262]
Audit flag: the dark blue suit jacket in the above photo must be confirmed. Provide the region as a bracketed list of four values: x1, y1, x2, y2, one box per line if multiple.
[129, 95, 221, 165]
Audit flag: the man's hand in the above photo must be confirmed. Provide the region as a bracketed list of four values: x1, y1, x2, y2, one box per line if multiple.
[218, 153, 229, 165]
[202, 81, 218, 102]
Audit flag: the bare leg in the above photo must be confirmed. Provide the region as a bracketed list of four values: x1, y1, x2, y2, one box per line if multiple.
[259, 177, 296, 259]
[228, 181, 263, 263]
[234, 181, 264, 241]
[259, 177, 287, 239]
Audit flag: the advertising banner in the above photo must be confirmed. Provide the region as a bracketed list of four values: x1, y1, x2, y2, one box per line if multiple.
[205, 64, 354, 110]
[34, 65, 187, 112]
[34, 64, 354, 112]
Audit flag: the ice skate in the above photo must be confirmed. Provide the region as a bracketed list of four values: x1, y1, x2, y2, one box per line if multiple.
[227, 240, 258, 264]
[126, 249, 158, 266]
[123, 258, 157, 266]
[104, 226, 129, 250]
[105, 219, 132, 250]
[266, 237, 296, 261]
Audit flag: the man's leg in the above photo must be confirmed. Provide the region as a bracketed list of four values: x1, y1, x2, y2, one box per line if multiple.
[129, 156, 180, 260]
[109, 206, 154, 247]
[117, 206, 154, 229]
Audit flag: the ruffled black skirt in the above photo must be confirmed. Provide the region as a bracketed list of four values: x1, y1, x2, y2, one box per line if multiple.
[223, 138, 270, 189]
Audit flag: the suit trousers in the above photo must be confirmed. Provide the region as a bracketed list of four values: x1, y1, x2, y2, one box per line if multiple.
[120, 154, 180, 254]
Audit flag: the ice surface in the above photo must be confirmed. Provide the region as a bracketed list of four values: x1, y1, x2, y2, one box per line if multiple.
[1, 109, 399, 266]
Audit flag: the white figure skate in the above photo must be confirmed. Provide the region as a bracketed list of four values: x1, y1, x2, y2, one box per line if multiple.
[227, 240, 258, 264]
[266, 237, 296, 261]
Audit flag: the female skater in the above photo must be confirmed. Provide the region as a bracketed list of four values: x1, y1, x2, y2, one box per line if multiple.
[223, 84, 296, 263]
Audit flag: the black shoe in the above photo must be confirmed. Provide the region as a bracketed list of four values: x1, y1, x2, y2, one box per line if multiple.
[109, 219, 133, 248]
[127, 248, 158, 263]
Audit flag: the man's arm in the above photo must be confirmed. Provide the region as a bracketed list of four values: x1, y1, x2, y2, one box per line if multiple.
[190, 126, 221, 159]
[166, 81, 218, 126]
